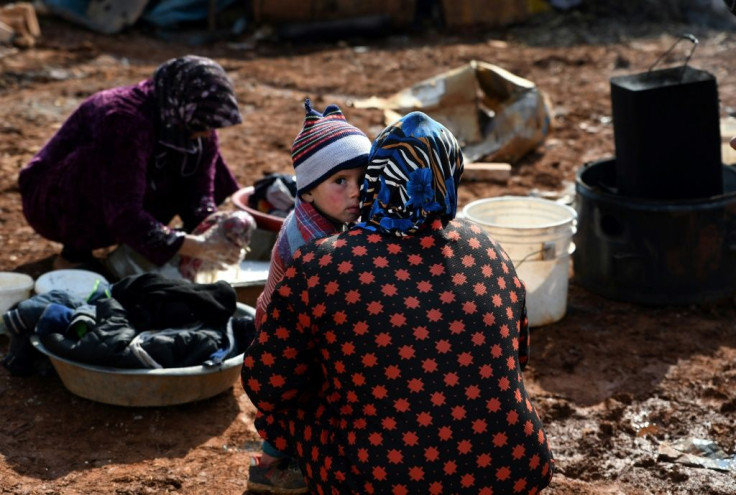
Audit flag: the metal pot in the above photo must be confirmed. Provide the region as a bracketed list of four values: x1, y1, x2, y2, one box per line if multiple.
[573, 158, 736, 304]
[609, 35, 723, 200]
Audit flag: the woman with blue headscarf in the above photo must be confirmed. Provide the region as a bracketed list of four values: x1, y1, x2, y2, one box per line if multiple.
[242, 112, 554, 494]
[18, 55, 244, 276]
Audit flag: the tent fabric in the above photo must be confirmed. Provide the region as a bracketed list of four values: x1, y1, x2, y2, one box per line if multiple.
[142, 0, 238, 28]
[39, 0, 238, 34]
[41, 0, 149, 34]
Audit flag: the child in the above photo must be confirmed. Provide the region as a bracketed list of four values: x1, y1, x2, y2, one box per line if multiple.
[246, 98, 371, 494]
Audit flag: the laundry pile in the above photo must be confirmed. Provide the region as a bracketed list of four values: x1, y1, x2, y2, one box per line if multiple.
[2, 272, 255, 376]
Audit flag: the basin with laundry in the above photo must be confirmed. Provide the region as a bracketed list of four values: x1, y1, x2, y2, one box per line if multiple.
[30, 302, 254, 407]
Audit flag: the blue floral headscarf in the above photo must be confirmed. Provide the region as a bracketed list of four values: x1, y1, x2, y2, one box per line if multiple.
[357, 111, 464, 236]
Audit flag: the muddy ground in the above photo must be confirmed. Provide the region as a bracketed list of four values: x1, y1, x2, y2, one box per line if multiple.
[1, 6, 736, 495]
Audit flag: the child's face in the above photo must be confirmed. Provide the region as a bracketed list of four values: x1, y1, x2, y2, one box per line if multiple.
[302, 167, 365, 224]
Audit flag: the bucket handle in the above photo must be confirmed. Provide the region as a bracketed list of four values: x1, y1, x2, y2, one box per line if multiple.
[646, 33, 698, 83]
[514, 241, 557, 269]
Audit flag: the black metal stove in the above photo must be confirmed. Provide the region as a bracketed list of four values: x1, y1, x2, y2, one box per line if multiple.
[572, 35, 736, 304]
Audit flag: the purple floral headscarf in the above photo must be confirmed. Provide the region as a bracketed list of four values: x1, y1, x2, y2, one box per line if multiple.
[153, 55, 242, 153]
[357, 111, 464, 237]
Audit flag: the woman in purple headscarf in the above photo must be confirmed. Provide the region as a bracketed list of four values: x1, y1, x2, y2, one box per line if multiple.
[18, 55, 244, 276]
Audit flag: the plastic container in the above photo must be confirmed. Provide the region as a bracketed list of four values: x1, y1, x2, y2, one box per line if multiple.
[463, 196, 577, 327]
[0, 272, 34, 314]
[231, 186, 286, 232]
[34, 269, 109, 300]
[230, 260, 271, 307]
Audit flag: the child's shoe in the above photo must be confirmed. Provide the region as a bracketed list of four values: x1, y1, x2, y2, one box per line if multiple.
[245, 456, 307, 494]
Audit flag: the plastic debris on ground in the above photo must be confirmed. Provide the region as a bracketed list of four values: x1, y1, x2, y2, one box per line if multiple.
[658, 438, 736, 473]
[353, 60, 551, 165]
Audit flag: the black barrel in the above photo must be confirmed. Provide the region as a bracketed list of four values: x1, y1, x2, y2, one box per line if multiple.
[573, 158, 736, 304]
[610, 66, 723, 200]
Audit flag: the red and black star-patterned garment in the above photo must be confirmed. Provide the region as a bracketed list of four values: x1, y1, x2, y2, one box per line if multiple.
[242, 217, 554, 494]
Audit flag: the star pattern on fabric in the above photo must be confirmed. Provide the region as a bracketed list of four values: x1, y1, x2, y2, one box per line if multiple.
[243, 218, 553, 494]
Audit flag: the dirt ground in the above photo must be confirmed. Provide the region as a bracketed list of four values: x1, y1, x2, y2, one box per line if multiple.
[1, 6, 736, 495]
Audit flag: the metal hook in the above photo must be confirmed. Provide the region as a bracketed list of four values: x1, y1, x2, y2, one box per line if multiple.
[646, 33, 698, 83]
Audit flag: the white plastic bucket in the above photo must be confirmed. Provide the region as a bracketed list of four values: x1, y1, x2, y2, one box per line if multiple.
[0, 272, 34, 314]
[463, 196, 577, 327]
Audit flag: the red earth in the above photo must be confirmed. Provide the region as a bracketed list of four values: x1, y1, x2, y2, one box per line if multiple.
[1, 8, 736, 495]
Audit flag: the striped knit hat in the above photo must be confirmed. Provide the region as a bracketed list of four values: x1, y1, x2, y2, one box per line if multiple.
[291, 98, 371, 195]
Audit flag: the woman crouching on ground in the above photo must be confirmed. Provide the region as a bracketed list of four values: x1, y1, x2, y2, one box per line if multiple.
[242, 111, 554, 494]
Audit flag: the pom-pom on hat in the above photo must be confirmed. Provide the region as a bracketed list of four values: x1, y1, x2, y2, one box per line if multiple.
[291, 98, 371, 195]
